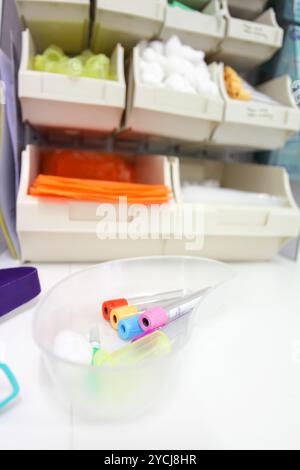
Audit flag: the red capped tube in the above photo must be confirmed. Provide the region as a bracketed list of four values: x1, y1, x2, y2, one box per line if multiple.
[102, 299, 128, 321]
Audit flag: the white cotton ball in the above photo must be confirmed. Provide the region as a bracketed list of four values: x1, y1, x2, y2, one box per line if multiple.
[149, 40, 165, 56]
[164, 73, 185, 91]
[139, 40, 148, 52]
[53, 330, 93, 365]
[190, 50, 206, 65]
[165, 35, 183, 58]
[142, 47, 158, 63]
[181, 80, 197, 94]
[140, 61, 164, 83]
[140, 59, 151, 73]
[164, 73, 195, 93]
[141, 47, 168, 72]
[166, 56, 193, 77]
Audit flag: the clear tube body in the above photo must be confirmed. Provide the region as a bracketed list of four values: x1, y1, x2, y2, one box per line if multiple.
[129, 289, 189, 308]
[165, 287, 211, 322]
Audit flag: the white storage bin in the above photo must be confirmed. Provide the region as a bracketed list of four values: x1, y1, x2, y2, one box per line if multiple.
[170, 158, 300, 261]
[211, 3, 284, 70]
[17, 145, 175, 262]
[124, 45, 224, 143]
[91, 0, 165, 55]
[18, 30, 126, 133]
[227, 0, 269, 20]
[16, 0, 90, 54]
[209, 63, 300, 150]
[159, 0, 226, 53]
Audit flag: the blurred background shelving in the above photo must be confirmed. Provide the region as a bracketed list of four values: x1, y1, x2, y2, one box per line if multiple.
[0, 0, 299, 262]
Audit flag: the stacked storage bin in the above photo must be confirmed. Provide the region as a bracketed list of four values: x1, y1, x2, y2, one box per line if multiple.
[14, 0, 300, 261]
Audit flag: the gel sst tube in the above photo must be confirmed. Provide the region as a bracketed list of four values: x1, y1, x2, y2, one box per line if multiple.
[139, 287, 211, 332]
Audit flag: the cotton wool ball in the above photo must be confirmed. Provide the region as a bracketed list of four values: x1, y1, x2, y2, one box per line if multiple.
[140, 61, 164, 84]
[149, 40, 165, 56]
[53, 330, 93, 365]
[184, 67, 200, 91]
[166, 56, 194, 77]
[180, 45, 203, 64]
[142, 47, 158, 63]
[164, 73, 185, 91]
[165, 36, 183, 58]
[142, 47, 167, 71]
[164, 73, 195, 93]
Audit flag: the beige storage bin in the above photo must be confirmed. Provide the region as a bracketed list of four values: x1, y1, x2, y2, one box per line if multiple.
[16, 0, 90, 54]
[17, 145, 175, 262]
[209, 63, 300, 151]
[159, 0, 225, 53]
[169, 158, 300, 261]
[18, 29, 126, 133]
[211, 2, 284, 70]
[228, 0, 269, 20]
[124, 45, 224, 143]
[91, 0, 165, 55]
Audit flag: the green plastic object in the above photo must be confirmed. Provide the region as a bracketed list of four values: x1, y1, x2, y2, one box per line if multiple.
[93, 331, 172, 368]
[32, 45, 113, 81]
[169, 1, 195, 11]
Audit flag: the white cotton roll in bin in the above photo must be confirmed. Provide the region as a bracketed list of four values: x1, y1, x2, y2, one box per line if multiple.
[16, 0, 90, 54]
[18, 29, 126, 133]
[124, 42, 224, 143]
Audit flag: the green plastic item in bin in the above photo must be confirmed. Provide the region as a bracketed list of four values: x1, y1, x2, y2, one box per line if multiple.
[169, 1, 196, 11]
[94, 331, 172, 368]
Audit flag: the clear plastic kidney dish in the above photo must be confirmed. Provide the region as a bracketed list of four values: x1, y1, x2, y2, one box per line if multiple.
[34, 256, 234, 420]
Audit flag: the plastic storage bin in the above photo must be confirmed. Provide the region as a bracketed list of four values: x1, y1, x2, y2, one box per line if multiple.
[34, 256, 234, 419]
[211, 3, 284, 70]
[123, 45, 224, 143]
[170, 158, 300, 261]
[18, 29, 126, 133]
[159, 0, 226, 53]
[17, 145, 175, 262]
[16, 0, 90, 54]
[227, 0, 268, 20]
[91, 0, 166, 55]
[209, 63, 300, 150]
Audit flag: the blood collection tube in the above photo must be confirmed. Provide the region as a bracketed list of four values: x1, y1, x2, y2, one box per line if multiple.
[110, 289, 191, 330]
[102, 289, 188, 321]
[139, 287, 211, 332]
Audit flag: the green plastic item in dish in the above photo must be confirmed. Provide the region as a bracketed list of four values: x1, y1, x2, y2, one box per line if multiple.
[32, 45, 114, 81]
